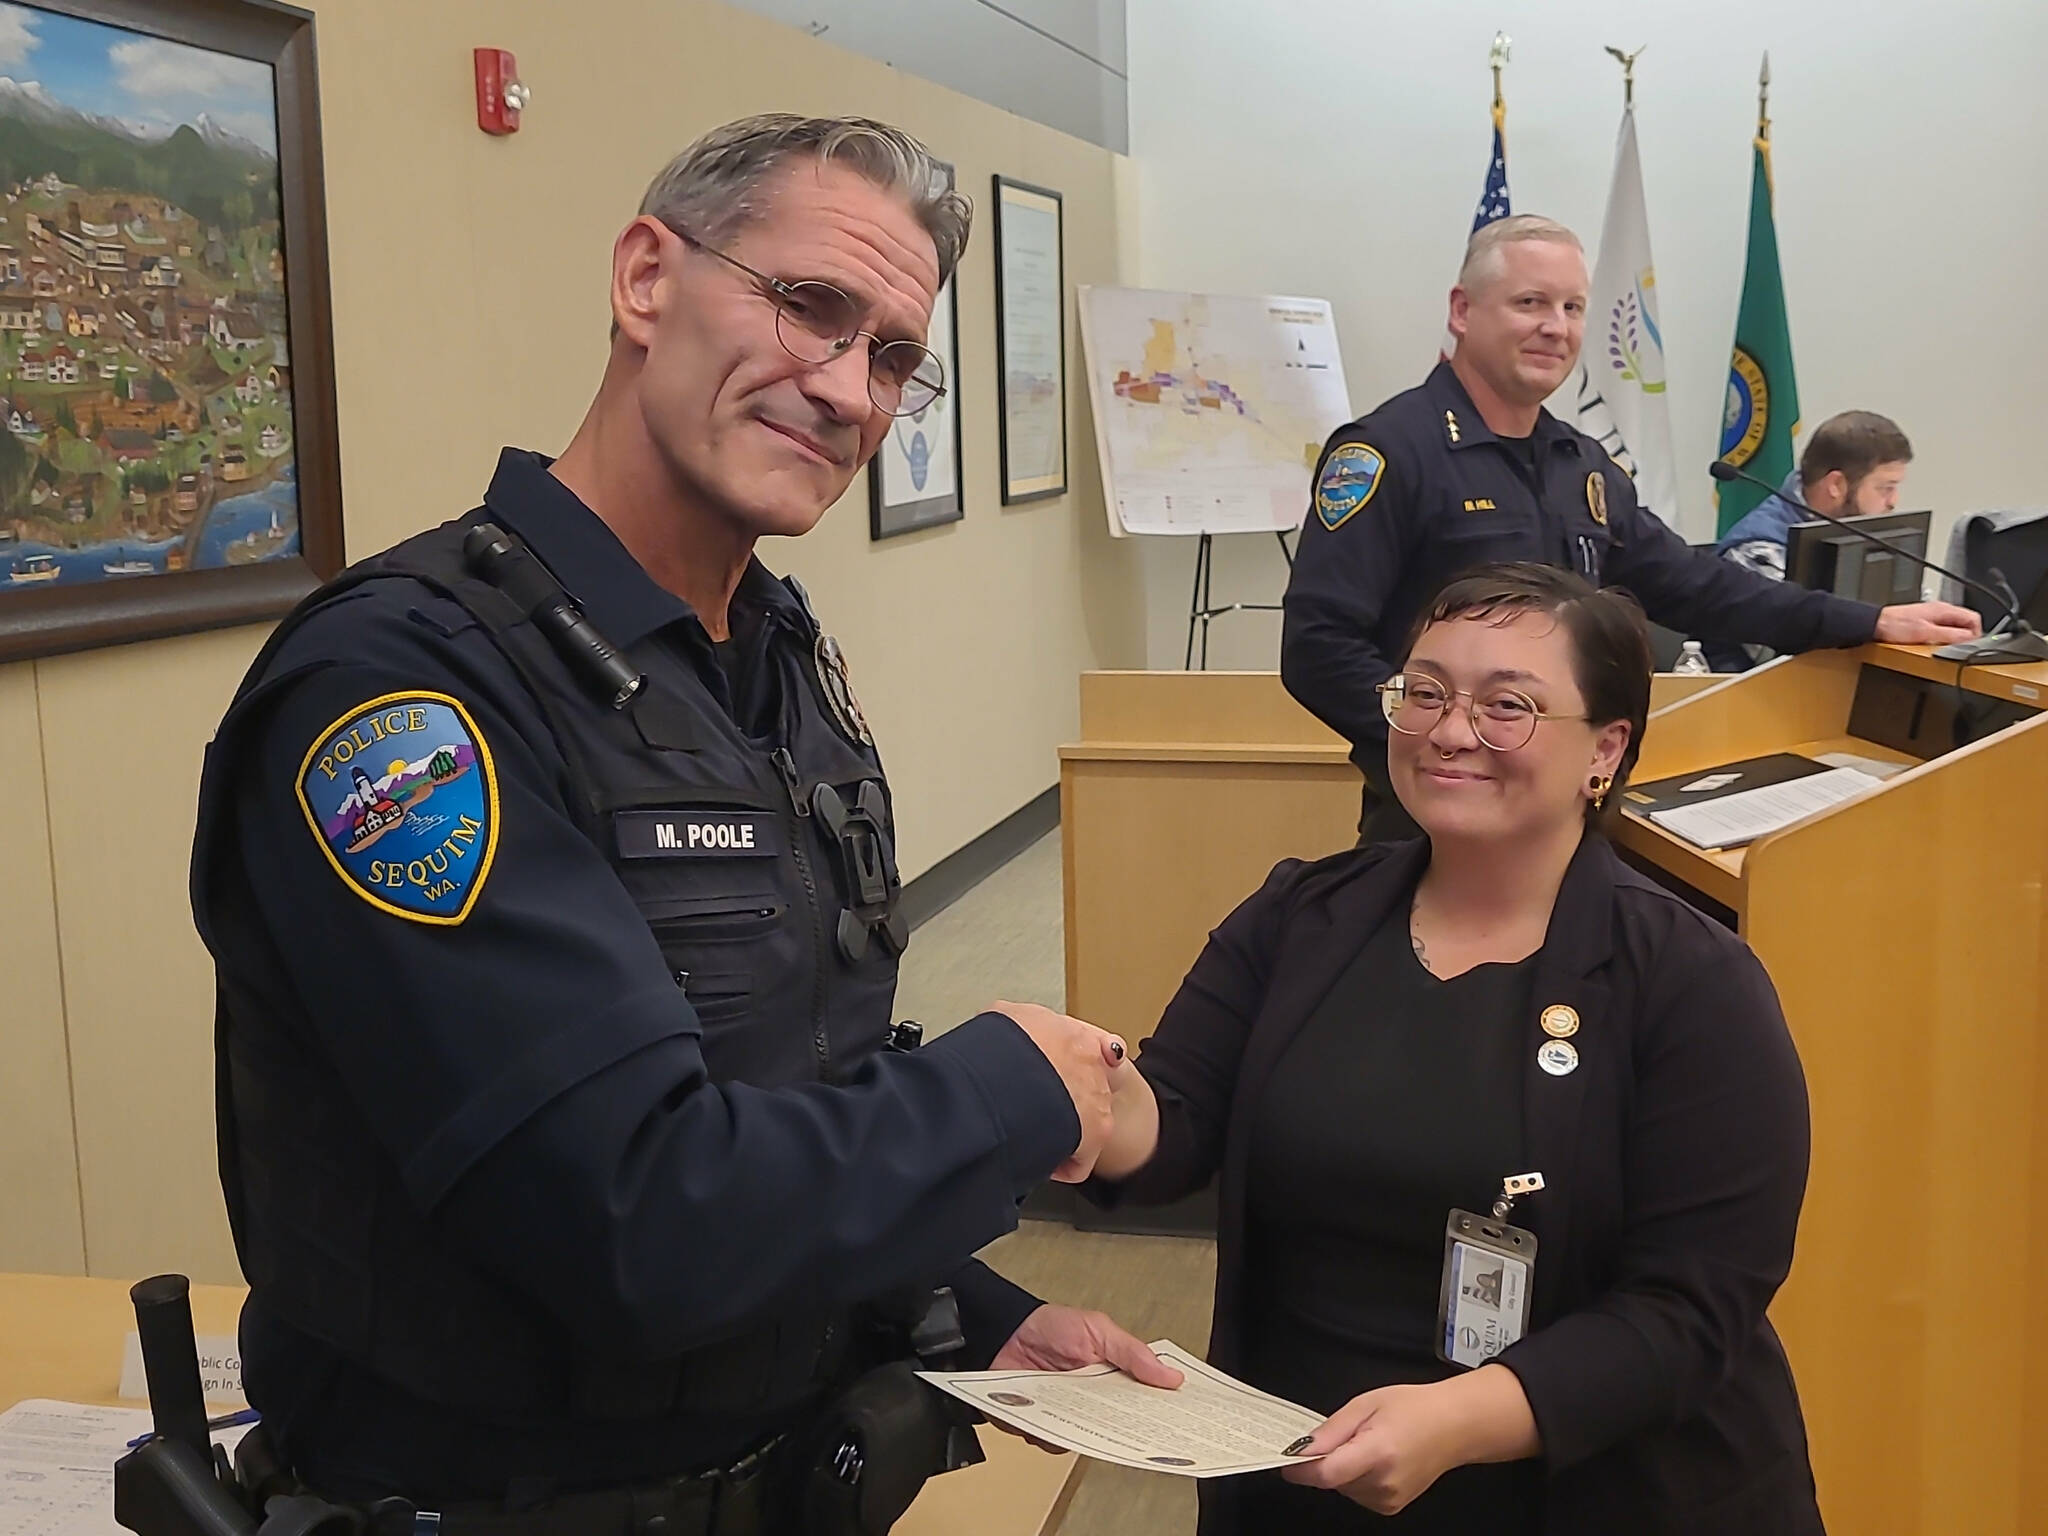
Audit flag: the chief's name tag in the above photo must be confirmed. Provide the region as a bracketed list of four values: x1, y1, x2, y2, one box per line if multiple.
[615, 810, 780, 860]
[1436, 1210, 1537, 1370]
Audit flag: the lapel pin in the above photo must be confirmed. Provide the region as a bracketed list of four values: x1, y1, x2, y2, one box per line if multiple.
[1537, 1039, 1579, 1077]
[1540, 1004, 1579, 1039]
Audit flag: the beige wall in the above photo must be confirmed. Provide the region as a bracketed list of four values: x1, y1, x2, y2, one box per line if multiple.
[0, 0, 1142, 1283]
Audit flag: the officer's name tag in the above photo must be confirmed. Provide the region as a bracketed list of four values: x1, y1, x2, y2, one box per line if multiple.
[615, 810, 780, 859]
[1436, 1210, 1536, 1370]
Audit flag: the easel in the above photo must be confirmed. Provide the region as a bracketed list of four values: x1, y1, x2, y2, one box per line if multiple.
[1185, 529, 1296, 670]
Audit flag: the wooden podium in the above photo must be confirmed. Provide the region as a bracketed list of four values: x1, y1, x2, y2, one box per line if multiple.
[1611, 643, 2048, 1536]
[1060, 656, 2048, 1534]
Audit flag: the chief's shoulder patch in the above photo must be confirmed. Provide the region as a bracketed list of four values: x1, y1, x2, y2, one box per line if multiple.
[295, 691, 500, 925]
[1315, 442, 1385, 530]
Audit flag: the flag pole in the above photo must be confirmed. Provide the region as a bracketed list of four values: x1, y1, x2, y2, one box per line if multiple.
[1603, 44, 1646, 109]
[1489, 31, 1511, 131]
[1757, 51, 1772, 182]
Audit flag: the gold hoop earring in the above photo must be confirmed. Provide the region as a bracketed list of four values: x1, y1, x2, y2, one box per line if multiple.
[1589, 773, 1614, 810]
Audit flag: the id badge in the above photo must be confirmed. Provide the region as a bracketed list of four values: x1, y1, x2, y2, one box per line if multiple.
[1435, 1176, 1541, 1370]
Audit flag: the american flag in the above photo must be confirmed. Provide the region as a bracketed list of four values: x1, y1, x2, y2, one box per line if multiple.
[1473, 114, 1511, 230]
[1443, 107, 1511, 358]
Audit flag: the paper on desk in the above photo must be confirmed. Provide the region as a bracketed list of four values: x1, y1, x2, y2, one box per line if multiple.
[1647, 765, 1881, 849]
[918, 1340, 1324, 1478]
[1812, 750, 1913, 781]
[0, 1400, 253, 1536]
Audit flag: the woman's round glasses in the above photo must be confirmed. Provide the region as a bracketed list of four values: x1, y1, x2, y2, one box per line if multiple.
[675, 228, 946, 417]
[1376, 672, 1584, 752]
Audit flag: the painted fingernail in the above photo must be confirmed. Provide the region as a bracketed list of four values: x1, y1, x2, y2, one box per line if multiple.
[1283, 1435, 1315, 1456]
[1109, 1038, 1126, 1061]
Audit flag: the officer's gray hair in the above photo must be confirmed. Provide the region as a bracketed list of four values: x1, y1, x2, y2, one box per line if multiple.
[1456, 214, 1584, 293]
[638, 114, 971, 285]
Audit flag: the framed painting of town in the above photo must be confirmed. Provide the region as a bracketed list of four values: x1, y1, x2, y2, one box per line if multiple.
[0, 0, 339, 663]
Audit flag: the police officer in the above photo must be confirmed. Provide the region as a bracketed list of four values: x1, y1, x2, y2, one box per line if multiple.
[190, 115, 1176, 1533]
[1282, 214, 1981, 841]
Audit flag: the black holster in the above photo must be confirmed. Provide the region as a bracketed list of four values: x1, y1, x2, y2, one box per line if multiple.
[800, 1361, 984, 1536]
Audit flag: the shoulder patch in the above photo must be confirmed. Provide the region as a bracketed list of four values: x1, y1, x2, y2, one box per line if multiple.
[1315, 442, 1385, 530]
[295, 691, 500, 925]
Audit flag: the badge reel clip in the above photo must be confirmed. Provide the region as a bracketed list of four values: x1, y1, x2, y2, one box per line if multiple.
[1436, 1171, 1542, 1371]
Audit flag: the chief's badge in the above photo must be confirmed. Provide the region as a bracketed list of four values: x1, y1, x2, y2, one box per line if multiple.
[295, 691, 500, 925]
[815, 633, 874, 747]
[1585, 471, 1608, 526]
[1316, 443, 1385, 531]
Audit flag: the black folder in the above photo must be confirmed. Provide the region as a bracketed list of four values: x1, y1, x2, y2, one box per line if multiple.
[1619, 752, 1828, 816]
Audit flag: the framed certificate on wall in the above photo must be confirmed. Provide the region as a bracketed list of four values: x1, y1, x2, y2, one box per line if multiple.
[869, 274, 964, 539]
[991, 176, 1067, 504]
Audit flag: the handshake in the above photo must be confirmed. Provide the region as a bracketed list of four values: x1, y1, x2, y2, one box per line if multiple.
[995, 1000, 1155, 1184]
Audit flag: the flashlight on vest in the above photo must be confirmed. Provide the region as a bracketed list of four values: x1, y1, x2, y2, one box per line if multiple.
[464, 523, 644, 710]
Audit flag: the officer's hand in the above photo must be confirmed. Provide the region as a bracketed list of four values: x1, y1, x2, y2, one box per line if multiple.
[1874, 601, 1983, 646]
[990, 1305, 1185, 1387]
[993, 1001, 1126, 1182]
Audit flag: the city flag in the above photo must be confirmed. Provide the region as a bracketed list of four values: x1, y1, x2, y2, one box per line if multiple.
[1716, 128, 1799, 534]
[1572, 104, 1678, 528]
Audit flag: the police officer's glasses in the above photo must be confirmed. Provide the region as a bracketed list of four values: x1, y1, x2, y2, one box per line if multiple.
[1377, 672, 1585, 752]
[675, 229, 947, 417]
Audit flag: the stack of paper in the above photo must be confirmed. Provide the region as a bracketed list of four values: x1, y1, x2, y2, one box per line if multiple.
[1647, 766, 1881, 850]
[0, 1400, 252, 1536]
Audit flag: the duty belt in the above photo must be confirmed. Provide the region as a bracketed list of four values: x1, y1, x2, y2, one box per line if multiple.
[244, 1431, 788, 1536]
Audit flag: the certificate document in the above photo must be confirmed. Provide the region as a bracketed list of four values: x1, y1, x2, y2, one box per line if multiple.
[993, 177, 1067, 502]
[919, 1340, 1325, 1478]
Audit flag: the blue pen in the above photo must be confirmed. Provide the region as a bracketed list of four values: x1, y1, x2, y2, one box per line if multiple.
[125, 1407, 261, 1450]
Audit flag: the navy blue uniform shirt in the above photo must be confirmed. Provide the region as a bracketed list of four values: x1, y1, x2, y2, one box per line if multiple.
[206, 450, 1072, 1496]
[1281, 362, 1879, 771]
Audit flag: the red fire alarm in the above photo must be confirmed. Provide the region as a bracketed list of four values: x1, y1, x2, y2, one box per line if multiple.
[474, 48, 529, 135]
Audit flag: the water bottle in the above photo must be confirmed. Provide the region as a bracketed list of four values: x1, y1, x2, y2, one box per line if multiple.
[1672, 640, 1712, 676]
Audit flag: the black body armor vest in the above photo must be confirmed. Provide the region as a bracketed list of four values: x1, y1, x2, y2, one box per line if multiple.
[192, 511, 909, 1425]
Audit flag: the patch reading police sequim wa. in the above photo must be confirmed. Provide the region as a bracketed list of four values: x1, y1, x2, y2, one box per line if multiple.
[1315, 442, 1384, 530]
[295, 691, 500, 924]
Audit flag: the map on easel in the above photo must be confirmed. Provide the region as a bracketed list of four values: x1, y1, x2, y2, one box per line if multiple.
[1077, 286, 1354, 537]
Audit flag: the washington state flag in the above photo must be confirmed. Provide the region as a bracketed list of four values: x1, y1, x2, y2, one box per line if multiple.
[1716, 133, 1799, 534]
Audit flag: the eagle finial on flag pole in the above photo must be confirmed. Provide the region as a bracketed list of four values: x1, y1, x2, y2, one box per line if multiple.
[1489, 31, 1512, 126]
[1604, 44, 1646, 108]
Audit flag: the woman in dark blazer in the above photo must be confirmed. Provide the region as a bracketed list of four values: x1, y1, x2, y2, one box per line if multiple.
[1090, 563, 1822, 1534]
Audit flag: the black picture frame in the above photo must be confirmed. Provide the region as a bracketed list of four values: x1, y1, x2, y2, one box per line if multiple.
[0, 0, 341, 664]
[869, 272, 964, 540]
[991, 174, 1066, 505]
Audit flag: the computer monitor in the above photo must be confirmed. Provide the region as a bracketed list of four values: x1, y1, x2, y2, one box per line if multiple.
[1784, 510, 1934, 606]
[1954, 510, 2048, 631]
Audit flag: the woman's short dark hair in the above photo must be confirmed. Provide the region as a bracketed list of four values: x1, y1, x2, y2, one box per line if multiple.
[1403, 562, 1654, 821]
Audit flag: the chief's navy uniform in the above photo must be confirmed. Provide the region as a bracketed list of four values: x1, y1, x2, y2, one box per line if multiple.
[190, 450, 1077, 1529]
[1282, 362, 1880, 835]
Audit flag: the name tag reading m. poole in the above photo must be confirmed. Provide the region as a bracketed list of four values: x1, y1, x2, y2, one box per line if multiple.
[615, 810, 780, 860]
